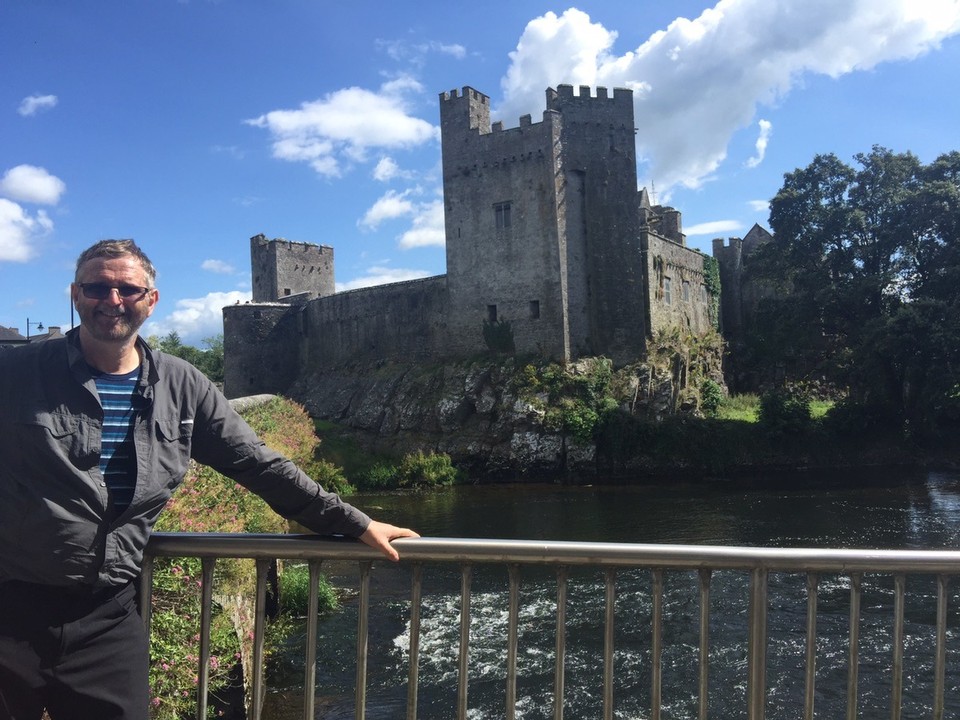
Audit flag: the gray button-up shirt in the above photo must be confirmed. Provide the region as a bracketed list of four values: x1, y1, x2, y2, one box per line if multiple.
[0, 330, 370, 588]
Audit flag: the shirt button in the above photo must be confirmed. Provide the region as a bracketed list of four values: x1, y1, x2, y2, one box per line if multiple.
[101, 482, 107, 487]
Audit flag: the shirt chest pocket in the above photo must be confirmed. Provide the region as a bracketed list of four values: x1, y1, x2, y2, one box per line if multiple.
[155, 417, 195, 486]
[16, 412, 100, 473]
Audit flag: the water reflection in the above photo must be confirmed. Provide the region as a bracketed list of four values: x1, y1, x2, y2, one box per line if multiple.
[271, 469, 960, 719]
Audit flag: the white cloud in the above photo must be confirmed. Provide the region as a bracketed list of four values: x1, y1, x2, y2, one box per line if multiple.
[684, 219, 744, 237]
[373, 156, 412, 182]
[143, 290, 250, 344]
[748, 199, 771, 213]
[399, 200, 445, 248]
[336, 266, 432, 292]
[247, 77, 438, 177]
[496, 1, 960, 195]
[0, 199, 52, 262]
[201, 259, 236, 274]
[377, 39, 467, 66]
[0, 165, 66, 205]
[359, 189, 416, 230]
[745, 119, 773, 168]
[18, 94, 58, 117]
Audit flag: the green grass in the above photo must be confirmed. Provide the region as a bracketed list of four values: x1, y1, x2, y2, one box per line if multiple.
[716, 393, 760, 422]
[810, 399, 835, 419]
[313, 419, 397, 478]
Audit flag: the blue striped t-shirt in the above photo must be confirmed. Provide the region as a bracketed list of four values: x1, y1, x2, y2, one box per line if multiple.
[93, 367, 141, 514]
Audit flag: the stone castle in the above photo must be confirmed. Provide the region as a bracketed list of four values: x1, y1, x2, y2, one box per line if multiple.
[223, 85, 715, 398]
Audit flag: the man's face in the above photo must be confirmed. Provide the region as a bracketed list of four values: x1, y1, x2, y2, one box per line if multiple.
[72, 255, 159, 344]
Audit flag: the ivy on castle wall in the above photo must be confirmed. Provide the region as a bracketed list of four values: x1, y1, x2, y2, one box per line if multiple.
[700, 254, 722, 330]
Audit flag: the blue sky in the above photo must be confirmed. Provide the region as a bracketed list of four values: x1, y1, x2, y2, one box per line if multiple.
[2, 0, 959, 345]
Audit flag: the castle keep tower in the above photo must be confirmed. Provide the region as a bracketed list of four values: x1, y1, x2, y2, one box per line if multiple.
[439, 84, 647, 364]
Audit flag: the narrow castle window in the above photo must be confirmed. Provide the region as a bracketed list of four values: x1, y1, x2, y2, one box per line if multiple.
[487, 305, 498, 322]
[529, 300, 540, 319]
[494, 202, 511, 230]
[682, 280, 691, 303]
[283, 288, 291, 296]
[663, 277, 672, 305]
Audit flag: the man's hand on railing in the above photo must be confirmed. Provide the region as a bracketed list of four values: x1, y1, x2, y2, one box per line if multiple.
[359, 520, 420, 561]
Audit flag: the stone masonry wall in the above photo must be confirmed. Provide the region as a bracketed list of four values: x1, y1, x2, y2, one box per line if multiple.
[644, 233, 712, 336]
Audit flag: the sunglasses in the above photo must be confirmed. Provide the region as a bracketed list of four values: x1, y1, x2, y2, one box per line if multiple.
[79, 283, 152, 300]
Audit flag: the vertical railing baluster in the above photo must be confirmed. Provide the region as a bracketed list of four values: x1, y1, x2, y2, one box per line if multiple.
[891, 574, 905, 720]
[251, 557, 271, 720]
[355, 560, 372, 720]
[196, 557, 216, 720]
[698, 569, 711, 720]
[140, 553, 154, 632]
[554, 566, 568, 720]
[406, 563, 423, 720]
[747, 568, 768, 720]
[847, 573, 862, 720]
[934, 574, 948, 720]
[506, 564, 521, 720]
[303, 560, 323, 720]
[651, 568, 664, 720]
[604, 568, 617, 720]
[458, 564, 473, 720]
[804, 573, 819, 720]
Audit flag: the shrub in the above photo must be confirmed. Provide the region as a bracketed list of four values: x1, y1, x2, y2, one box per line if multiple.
[699, 378, 724, 417]
[758, 388, 812, 435]
[396, 451, 460, 488]
[356, 462, 398, 490]
[278, 563, 339, 616]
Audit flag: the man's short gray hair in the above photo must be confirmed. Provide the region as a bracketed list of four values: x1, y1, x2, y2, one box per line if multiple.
[75, 239, 157, 287]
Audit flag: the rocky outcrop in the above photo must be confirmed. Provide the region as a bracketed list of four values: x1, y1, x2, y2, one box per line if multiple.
[288, 355, 705, 480]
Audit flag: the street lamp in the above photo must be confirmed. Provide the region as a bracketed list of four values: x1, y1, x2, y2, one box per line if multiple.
[26, 318, 44, 339]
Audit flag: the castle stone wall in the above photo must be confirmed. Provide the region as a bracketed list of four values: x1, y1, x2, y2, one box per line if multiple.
[301, 275, 449, 369]
[223, 303, 304, 398]
[644, 233, 712, 336]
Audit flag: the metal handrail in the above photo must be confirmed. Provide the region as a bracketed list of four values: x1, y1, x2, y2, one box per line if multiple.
[143, 533, 960, 720]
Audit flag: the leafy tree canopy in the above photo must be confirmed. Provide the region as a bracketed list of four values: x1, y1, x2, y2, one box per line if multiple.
[745, 146, 960, 433]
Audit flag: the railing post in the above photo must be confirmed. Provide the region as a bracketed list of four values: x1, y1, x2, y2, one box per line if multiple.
[804, 573, 819, 720]
[747, 568, 768, 720]
[934, 574, 948, 720]
[847, 573, 862, 720]
[303, 559, 324, 720]
[554, 566, 568, 720]
[651, 568, 664, 720]
[604, 568, 617, 720]
[139, 554, 154, 632]
[196, 557, 216, 720]
[698, 569, 711, 720]
[458, 564, 473, 720]
[506, 564, 521, 720]
[251, 557, 271, 720]
[891, 574, 905, 720]
[355, 560, 372, 720]
[406, 563, 423, 720]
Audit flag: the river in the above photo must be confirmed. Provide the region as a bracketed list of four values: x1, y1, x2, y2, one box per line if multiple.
[265, 468, 960, 719]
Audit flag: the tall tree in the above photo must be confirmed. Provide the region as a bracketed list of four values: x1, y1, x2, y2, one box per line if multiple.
[744, 146, 960, 431]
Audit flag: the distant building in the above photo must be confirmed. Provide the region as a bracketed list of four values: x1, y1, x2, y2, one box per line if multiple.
[0, 325, 64, 351]
[224, 85, 715, 398]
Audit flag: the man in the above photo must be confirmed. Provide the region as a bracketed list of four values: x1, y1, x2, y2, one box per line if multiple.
[0, 239, 419, 720]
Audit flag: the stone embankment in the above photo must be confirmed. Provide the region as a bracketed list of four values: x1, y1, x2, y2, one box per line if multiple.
[288, 357, 701, 480]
